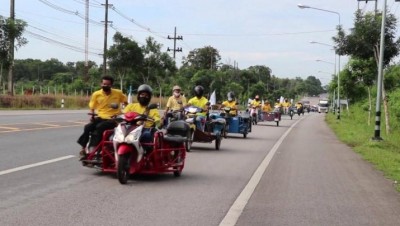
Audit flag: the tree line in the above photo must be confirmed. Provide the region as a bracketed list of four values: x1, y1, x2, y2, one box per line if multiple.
[1, 19, 324, 104]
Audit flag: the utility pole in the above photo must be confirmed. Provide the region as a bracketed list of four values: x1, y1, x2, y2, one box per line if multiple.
[84, 0, 89, 81]
[102, 0, 112, 76]
[167, 27, 182, 59]
[373, 0, 387, 141]
[8, 0, 15, 95]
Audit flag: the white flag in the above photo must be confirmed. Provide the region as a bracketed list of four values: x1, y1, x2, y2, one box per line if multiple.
[248, 98, 252, 107]
[209, 90, 216, 106]
[127, 92, 132, 104]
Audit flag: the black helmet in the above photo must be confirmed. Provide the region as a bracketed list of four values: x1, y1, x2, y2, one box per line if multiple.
[137, 84, 152, 105]
[227, 91, 235, 101]
[194, 85, 204, 97]
[137, 84, 153, 96]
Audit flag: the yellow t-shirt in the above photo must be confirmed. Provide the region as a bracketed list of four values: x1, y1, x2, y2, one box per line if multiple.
[250, 100, 261, 108]
[123, 103, 161, 128]
[295, 103, 303, 109]
[188, 96, 209, 116]
[282, 101, 291, 107]
[262, 104, 272, 112]
[166, 96, 187, 111]
[221, 100, 237, 115]
[89, 88, 127, 119]
[274, 102, 283, 108]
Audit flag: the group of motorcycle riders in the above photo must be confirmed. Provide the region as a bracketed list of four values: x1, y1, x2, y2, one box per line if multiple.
[77, 75, 303, 161]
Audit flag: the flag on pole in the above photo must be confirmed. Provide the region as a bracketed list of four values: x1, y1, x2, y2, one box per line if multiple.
[209, 90, 216, 106]
[127, 85, 132, 103]
[280, 96, 284, 103]
[248, 98, 252, 107]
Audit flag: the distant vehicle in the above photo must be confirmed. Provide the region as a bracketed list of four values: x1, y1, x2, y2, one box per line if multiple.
[302, 100, 311, 112]
[318, 99, 329, 113]
[311, 105, 318, 112]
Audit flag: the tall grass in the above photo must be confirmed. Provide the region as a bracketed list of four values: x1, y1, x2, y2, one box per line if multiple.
[326, 94, 400, 192]
[0, 95, 167, 109]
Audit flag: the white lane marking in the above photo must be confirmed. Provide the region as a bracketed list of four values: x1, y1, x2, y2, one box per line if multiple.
[219, 117, 303, 226]
[0, 155, 75, 176]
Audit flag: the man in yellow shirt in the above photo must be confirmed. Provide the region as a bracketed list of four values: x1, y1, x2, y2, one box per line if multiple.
[77, 75, 127, 159]
[262, 100, 272, 113]
[187, 85, 210, 131]
[123, 84, 161, 146]
[250, 95, 262, 121]
[220, 91, 238, 116]
[163, 85, 187, 124]
[281, 98, 291, 114]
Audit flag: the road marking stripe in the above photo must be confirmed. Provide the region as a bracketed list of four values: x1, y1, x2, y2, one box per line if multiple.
[219, 117, 303, 226]
[0, 125, 82, 133]
[33, 123, 60, 127]
[0, 155, 75, 176]
[0, 126, 19, 130]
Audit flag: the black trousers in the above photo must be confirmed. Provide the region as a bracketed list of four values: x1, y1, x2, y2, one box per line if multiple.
[77, 118, 117, 148]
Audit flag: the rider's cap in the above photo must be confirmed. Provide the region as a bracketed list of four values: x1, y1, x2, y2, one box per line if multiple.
[173, 85, 181, 91]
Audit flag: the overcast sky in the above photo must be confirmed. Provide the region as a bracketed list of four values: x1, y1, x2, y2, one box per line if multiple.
[1, 0, 399, 85]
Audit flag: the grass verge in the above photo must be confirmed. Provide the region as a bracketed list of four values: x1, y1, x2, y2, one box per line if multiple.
[326, 105, 400, 192]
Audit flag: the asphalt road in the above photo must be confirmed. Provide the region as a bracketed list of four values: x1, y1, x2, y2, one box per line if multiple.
[0, 108, 399, 226]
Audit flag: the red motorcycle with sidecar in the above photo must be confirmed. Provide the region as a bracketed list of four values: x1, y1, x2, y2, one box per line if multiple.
[81, 104, 188, 184]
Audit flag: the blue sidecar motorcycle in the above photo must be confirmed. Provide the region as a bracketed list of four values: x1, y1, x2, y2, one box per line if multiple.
[185, 106, 226, 150]
[219, 107, 251, 138]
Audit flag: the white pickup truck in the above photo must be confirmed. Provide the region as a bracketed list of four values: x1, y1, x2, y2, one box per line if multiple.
[318, 99, 329, 113]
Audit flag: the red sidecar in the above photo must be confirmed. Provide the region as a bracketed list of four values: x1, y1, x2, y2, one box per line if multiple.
[81, 120, 187, 184]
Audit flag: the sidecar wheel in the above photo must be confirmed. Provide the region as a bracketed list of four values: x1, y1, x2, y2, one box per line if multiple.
[117, 154, 129, 184]
[185, 129, 194, 152]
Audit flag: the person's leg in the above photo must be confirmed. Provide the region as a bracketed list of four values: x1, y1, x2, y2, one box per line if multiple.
[77, 121, 96, 148]
[89, 119, 116, 148]
[196, 116, 205, 131]
[140, 128, 155, 152]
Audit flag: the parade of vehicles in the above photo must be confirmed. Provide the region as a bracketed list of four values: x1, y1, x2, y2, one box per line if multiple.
[80, 98, 317, 184]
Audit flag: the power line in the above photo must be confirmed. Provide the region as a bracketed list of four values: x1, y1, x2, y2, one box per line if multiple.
[110, 5, 167, 39]
[25, 29, 101, 56]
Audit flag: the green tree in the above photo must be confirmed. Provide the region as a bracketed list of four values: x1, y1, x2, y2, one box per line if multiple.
[182, 46, 221, 70]
[107, 32, 144, 91]
[0, 16, 27, 95]
[304, 76, 324, 96]
[333, 10, 400, 133]
[141, 37, 177, 96]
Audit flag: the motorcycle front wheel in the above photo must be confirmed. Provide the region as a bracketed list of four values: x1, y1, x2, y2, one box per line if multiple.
[117, 154, 130, 184]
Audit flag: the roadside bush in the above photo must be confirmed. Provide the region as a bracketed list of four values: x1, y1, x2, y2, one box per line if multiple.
[0, 95, 13, 108]
[40, 95, 57, 108]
